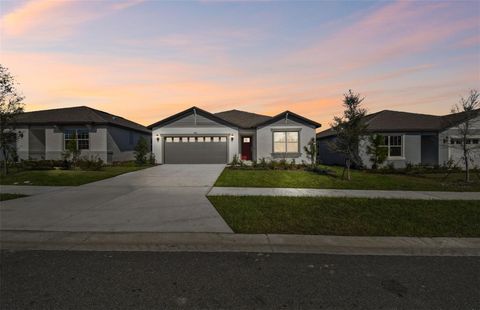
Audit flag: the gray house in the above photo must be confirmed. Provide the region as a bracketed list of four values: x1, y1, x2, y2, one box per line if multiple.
[317, 109, 480, 169]
[13, 106, 151, 163]
[148, 107, 321, 164]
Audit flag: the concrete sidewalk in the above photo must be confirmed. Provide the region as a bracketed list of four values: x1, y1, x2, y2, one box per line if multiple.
[1, 230, 479, 256]
[208, 187, 480, 200]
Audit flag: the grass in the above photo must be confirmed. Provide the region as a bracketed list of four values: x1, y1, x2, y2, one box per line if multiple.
[208, 196, 480, 237]
[0, 193, 28, 201]
[0, 165, 152, 186]
[214, 166, 480, 192]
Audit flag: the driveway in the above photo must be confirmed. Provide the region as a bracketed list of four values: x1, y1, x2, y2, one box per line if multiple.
[0, 165, 232, 233]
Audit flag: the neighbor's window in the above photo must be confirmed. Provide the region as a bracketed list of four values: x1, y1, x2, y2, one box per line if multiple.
[273, 131, 299, 153]
[64, 129, 89, 150]
[382, 135, 403, 157]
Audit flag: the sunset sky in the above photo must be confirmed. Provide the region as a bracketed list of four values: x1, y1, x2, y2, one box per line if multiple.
[1, 0, 479, 129]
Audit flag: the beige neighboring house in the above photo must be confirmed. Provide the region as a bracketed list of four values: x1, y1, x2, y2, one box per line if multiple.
[12, 106, 151, 163]
[316, 109, 480, 169]
[148, 106, 321, 164]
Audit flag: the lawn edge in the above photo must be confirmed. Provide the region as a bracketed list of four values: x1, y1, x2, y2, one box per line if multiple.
[1, 230, 479, 256]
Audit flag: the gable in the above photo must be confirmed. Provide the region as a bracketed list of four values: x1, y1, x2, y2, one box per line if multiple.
[163, 111, 227, 128]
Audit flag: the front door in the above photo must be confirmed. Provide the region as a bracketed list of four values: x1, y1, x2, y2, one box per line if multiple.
[241, 136, 252, 160]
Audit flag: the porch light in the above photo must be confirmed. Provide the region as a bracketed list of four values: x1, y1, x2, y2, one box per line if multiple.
[156, 134, 160, 142]
[230, 134, 234, 141]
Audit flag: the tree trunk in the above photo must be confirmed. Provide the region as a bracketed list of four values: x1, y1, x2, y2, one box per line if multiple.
[346, 158, 351, 181]
[464, 146, 470, 183]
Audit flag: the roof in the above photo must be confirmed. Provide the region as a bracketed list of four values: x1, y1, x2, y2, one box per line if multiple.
[14, 106, 151, 134]
[147, 106, 237, 129]
[214, 109, 272, 128]
[316, 109, 480, 139]
[149, 107, 321, 129]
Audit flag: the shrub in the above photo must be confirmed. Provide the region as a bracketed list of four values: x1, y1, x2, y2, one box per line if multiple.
[134, 137, 149, 165]
[307, 165, 336, 176]
[77, 156, 104, 171]
[148, 153, 156, 165]
[258, 157, 268, 169]
[230, 154, 240, 166]
[18, 160, 66, 171]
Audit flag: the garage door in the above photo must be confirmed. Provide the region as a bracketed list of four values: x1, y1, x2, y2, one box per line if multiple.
[164, 136, 228, 164]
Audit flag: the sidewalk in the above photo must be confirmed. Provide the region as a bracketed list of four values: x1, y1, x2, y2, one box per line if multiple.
[208, 187, 480, 200]
[1, 230, 479, 256]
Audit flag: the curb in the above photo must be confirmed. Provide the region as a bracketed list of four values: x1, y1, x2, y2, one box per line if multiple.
[1, 230, 479, 256]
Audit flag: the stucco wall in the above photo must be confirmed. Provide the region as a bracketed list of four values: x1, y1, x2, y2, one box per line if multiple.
[107, 126, 151, 162]
[15, 127, 29, 160]
[256, 117, 316, 163]
[316, 136, 345, 166]
[43, 126, 108, 162]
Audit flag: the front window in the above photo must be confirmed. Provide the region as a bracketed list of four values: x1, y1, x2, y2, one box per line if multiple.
[64, 129, 89, 150]
[381, 135, 403, 157]
[273, 131, 299, 153]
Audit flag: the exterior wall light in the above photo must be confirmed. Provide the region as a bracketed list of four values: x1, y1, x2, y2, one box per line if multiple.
[156, 134, 160, 142]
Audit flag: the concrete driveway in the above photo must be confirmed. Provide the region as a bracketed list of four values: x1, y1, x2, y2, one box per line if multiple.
[0, 165, 232, 233]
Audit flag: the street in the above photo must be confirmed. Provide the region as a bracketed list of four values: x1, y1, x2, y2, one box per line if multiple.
[1, 250, 479, 309]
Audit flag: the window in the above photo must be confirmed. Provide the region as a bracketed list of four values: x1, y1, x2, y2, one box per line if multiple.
[220, 137, 227, 142]
[213, 137, 220, 142]
[189, 137, 196, 142]
[381, 135, 403, 157]
[205, 137, 211, 142]
[64, 129, 89, 150]
[273, 131, 299, 153]
[197, 137, 204, 142]
[173, 137, 180, 143]
[166, 137, 173, 143]
[243, 137, 250, 143]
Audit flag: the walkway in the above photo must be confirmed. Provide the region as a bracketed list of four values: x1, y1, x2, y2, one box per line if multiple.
[208, 187, 480, 200]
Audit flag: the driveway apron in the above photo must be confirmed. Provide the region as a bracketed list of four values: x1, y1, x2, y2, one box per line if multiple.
[0, 165, 232, 233]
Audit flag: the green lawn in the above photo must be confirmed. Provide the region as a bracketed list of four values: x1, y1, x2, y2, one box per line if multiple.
[209, 196, 480, 237]
[214, 166, 480, 192]
[0, 166, 152, 186]
[0, 193, 28, 201]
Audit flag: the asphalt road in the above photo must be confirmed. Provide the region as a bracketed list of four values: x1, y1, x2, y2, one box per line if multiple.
[1, 250, 479, 309]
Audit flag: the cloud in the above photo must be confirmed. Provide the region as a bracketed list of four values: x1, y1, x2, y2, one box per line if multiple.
[1, 0, 144, 39]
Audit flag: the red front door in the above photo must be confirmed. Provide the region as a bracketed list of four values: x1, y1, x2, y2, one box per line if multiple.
[241, 136, 252, 160]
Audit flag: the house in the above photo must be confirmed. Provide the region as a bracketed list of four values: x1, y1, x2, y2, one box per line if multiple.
[316, 109, 480, 169]
[12, 106, 151, 163]
[148, 106, 321, 164]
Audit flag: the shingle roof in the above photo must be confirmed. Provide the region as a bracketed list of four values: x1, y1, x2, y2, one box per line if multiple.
[316, 109, 480, 139]
[14, 106, 151, 134]
[214, 109, 272, 128]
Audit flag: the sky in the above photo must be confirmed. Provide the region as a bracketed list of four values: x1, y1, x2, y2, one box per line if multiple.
[1, 0, 479, 129]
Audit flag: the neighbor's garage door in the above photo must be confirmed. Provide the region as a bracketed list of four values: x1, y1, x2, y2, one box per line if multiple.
[164, 136, 228, 164]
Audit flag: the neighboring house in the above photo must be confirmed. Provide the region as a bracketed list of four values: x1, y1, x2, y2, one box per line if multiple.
[317, 109, 480, 169]
[148, 106, 321, 164]
[12, 106, 151, 163]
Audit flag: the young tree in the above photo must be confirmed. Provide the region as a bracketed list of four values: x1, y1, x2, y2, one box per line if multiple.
[366, 134, 388, 169]
[449, 89, 479, 182]
[0, 65, 25, 175]
[303, 138, 317, 168]
[62, 132, 80, 168]
[134, 136, 149, 165]
[329, 90, 368, 180]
